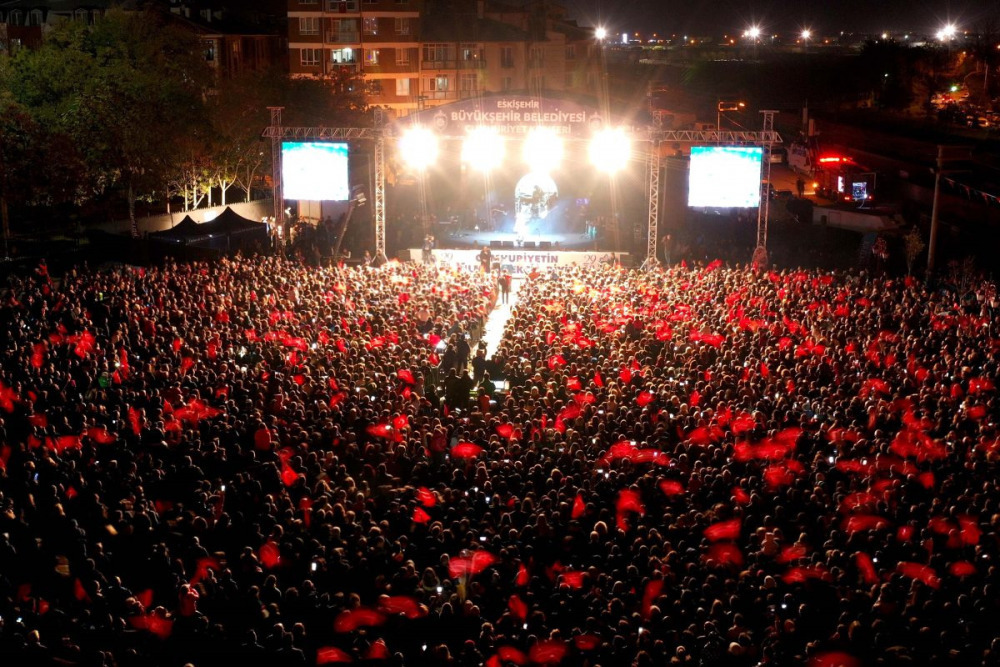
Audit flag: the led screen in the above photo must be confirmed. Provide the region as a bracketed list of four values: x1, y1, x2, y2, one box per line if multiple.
[687, 146, 763, 208]
[282, 142, 350, 201]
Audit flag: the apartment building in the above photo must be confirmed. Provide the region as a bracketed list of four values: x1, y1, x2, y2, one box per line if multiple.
[287, 0, 600, 115]
[288, 0, 422, 110]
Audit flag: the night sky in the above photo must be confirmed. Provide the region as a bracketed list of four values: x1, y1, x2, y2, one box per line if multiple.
[563, 0, 993, 38]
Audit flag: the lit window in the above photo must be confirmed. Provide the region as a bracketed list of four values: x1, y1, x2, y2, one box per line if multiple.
[363, 17, 378, 35]
[396, 78, 411, 96]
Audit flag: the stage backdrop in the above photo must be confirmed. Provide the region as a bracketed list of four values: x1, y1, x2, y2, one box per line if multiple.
[406, 248, 629, 274]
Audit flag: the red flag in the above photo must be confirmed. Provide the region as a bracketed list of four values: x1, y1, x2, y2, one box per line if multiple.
[529, 639, 567, 665]
[808, 652, 860, 667]
[417, 487, 437, 507]
[561, 571, 585, 589]
[365, 640, 390, 661]
[398, 369, 415, 385]
[898, 562, 940, 588]
[574, 635, 601, 651]
[704, 519, 741, 542]
[615, 489, 645, 531]
[950, 561, 976, 577]
[448, 552, 493, 579]
[593, 371, 604, 388]
[782, 565, 829, 584]
[777, 544, 808, 564]
[641, 579, 663, 619]
[763, 464, 796, 490]
[31, 342, 45, 370]
[281, 464, 299, 487]
[842, 514, 890, 534]
[687, 426, 723, 445]
[496, 423, 514, 439]
[366, 423, 393, 439]
[128, 407, 143, 436]
[451, 442, 483, 458]
[659, 480, 685, 497]
[566, 376, 583, 391]
[689, 389, 701, 407]
[732, 487, 751, 504]
[619, 367, 632, 384]
[856, 552, 879, 585]
[497, 647, 528, 665]
[259, 540, 281, 568]
[636, 390, 654, 407]
[73, 578, 91, 602]
[48, 435, 82, 454]
[413, 507, 431, 524]
[572, 494, 586, 519]
[703, 543, 743, 568]
[190, 556, 220, 585]
[129, 611, 173, 639]
[516, 563, 530, 586]
[333, 608, 386, 633]
[86, 427, 116, 445]
[317, 647, 353, 664]
[378, 595, 426, 619]
[137, 589, 154, 609]
[969, 377, 995, 394]
[508, 594, 528, 621]
[0, 382, 20, 413]
[958, 515, 981, 545]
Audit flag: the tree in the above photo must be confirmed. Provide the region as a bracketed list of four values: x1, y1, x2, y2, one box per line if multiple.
[0, 97, 87, 247]
[5, 9, 212, 236]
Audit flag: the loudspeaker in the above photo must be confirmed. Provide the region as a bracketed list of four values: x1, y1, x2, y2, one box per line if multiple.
[490, 240, 501, 249]
[538, 241, 552, 249]
[523, 241, 537, 249]
[501, 240, 514, 248]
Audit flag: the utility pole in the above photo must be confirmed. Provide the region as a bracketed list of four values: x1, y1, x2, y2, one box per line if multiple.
[927, 145, 971, 277]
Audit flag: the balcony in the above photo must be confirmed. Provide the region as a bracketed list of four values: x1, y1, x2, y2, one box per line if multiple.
[330, 60, 359, 73]
[361, 62, 418, 74]
[325, 0, 359, 11]
[421, 59, 486, 71]
[421, 90, 458, 101]
[326, 31, 360, 44]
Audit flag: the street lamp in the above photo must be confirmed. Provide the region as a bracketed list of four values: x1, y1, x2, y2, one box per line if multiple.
[745, 26, 761, 43]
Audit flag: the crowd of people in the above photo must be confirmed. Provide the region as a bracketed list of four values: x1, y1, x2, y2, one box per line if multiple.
[0, 254, 999, 667]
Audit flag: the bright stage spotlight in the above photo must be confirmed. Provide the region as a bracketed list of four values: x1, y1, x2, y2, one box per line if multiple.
[398, 126, 439, 170]
[522, 127, 564, 173]
[462, 127, 505, 171]
[589, 127, 631, 173]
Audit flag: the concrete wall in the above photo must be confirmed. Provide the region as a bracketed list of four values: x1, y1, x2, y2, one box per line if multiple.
[98, 200, 275, 236]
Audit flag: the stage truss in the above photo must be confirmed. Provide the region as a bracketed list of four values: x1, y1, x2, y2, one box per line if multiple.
[263, 111, 781, 265]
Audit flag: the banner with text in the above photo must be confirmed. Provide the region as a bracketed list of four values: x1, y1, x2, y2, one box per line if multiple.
[406, 248, 629, 274]
[402, 95, 615, 137]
